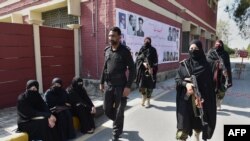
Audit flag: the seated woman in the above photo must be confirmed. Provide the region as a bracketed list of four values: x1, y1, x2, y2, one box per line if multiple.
[17, 80, 58, 141]
[44, 77, 76, 141]
[67, 77, 96, 134]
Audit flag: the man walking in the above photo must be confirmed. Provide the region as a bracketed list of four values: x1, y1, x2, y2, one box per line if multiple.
[99, 26, 136, 141]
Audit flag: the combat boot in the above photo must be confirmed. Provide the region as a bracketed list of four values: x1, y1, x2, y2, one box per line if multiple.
[216, 98, 222, 110]
[194, 131, 200, 141]
[145, 98, 150, 107]
[141, 95, 146, 106]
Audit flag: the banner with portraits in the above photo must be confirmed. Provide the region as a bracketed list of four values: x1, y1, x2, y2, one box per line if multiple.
[116, 8, 180, 64]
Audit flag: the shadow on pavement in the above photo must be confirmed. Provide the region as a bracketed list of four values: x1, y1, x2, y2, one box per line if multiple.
[84, 128, 144, 141]
[149, 105, 176, 112]
[120, 130, 144, 141]
[216, 111, 231, 116]
[218, 108, 250, 118]
[153, 89, 176, 103]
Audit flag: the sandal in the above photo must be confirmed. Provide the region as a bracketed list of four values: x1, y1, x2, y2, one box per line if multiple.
[87, 128, 94, 134]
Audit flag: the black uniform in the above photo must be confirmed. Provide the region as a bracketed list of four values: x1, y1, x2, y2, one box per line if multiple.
[44, 78, 76, 141]
[175, 40, 216, 140]
[17, 80, 58, 141]
[100, 44, 135, 139]
[67, 77, 95, 134]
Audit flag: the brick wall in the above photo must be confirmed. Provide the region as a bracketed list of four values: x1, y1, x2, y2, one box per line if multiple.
[80, 0, 116, 79]
[177, 0, 217, 31]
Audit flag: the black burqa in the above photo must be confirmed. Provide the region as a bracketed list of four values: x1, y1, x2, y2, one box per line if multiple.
[175, 40, 216, 140]
[207, 42, 232, 91]
[67, 77, 95, 133]
[44, 78, 76, 141]
[135, 37, 158, 89]
[17, 80, 58, 141]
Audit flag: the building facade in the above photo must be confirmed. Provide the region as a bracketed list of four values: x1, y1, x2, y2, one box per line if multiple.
[0, 0, 218, 80]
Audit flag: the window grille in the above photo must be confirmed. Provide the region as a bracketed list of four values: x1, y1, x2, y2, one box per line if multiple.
[42, 7, 79, 29]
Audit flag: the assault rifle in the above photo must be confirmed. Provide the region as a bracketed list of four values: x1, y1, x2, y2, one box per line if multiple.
[186, 75, 208, 126]
[180, 60, 208, 126]
[213, 50, 229, 88]
[144, 57, 155, 82]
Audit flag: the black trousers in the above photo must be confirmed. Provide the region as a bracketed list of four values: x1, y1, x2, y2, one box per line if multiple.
[103, 85, 127, 138]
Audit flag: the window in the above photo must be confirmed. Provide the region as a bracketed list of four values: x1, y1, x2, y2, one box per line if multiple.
[211, 1, 217, 13]
[42, 7, 79, 29]
[207, 0, 212, 8]
[182, 32, 190, 53]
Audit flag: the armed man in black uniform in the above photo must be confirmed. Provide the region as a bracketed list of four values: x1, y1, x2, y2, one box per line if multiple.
[99, 26, 136, 141]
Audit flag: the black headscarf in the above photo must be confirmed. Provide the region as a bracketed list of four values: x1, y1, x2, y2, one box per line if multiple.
[51, 77, 63, 94]
[26, 80, 39, 90]
[215, 40, 224, 54]
[67, 77, 94, 107]
[144, 37, 151, 47]
[72, 77, 83, 88]
[188, 39, 208, 76]
[71, 77, 84, 94]
[52, 77, 62, 86]
[25, 80, 41, 104]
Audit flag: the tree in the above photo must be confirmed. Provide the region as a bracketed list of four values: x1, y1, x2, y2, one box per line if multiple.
[224, 0, 250, 39]
[247, 44, 250, 53]
[224, 44, 235, 55]
[216, 20, 232, 45]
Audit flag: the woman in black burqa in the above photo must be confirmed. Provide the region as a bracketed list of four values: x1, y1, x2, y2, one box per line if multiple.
[206, 40, 232, 110]
[175, 40, 216, 141]
[44, 77, 76, 141]
[67, 77, 96, 134]
[17, 80, 58, 141]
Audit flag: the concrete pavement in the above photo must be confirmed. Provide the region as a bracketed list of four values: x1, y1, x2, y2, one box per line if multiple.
[73, 57, 250, 141]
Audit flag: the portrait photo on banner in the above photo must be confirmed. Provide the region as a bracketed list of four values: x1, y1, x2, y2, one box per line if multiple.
[116, 8, 180, 64]
[127, 13, 137, 36]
